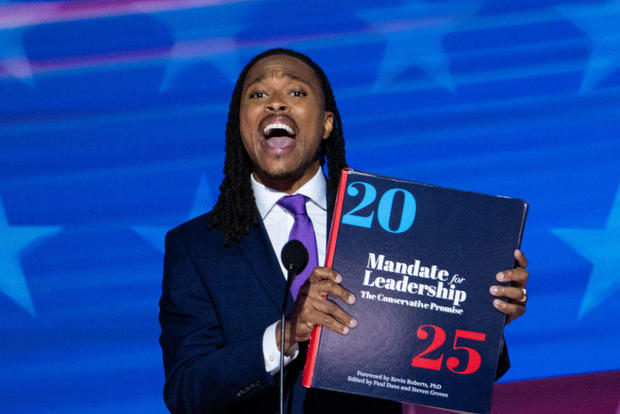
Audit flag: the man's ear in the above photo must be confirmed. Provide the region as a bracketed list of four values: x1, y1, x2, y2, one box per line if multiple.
[322, 111, 334, 139]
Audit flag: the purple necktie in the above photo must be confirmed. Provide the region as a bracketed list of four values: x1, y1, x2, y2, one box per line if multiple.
[277, 194, 319, 300]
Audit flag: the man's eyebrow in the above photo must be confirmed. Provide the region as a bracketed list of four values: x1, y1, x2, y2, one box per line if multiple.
[245, 74, 266, 88]
[284, 72, 307, 84]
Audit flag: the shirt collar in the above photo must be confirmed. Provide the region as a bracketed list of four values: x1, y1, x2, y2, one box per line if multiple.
[251, 166, 327, 220]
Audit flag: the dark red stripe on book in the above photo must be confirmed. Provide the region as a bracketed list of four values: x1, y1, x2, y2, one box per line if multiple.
[302, 168, 351, 388]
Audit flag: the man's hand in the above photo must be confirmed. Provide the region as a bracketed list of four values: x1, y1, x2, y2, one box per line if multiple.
[490, 249, 529, 325]
[276, 267, 356, 354]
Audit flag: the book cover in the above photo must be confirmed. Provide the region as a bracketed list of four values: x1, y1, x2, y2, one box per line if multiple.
[302, 169, 528, 414]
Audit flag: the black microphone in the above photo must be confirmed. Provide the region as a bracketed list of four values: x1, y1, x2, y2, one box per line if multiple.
[279, 240, 308, 414]
[281, 240, 309, 288]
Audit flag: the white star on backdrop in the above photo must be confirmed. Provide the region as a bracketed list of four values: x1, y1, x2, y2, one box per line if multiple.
[357, 0, 481, 93]
[556, 0, 620, 92]
[0, 21, 32, 86]
[0, 197, 62, 316]
[133, 174, 214, 252]
[0, 0, 61, 86]
[552, 184, 620, 318]
[151, 2, 258, 91]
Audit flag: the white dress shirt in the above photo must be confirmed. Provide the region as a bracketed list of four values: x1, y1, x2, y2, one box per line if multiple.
[251, 167, 327, 375]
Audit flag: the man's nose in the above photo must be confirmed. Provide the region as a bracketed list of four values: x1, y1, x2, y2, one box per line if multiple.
[266, 93, 288, 111]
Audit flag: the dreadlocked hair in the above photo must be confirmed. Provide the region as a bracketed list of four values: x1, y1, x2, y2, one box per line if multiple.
[209, 48, 347, 244]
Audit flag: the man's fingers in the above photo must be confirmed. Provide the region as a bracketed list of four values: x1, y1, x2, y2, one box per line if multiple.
[489, 285, 528, 302]
[308, 267, 342, 284]
[496, 267, 529, 286]
[302, 304, 355, 336]
[493, 299, 525, 319]
[306, 267, 356, 305]
[316, 280, 355, 305]
[490, 250, 530, 325]
[311, 298, 357, 329]
[514, 249, 528, 268]
[291, 267, 358, 339]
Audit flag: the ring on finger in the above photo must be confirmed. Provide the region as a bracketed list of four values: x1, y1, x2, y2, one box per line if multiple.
[519, 288, 527, 303]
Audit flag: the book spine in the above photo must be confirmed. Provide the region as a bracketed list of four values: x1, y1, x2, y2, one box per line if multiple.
[302, 168, 351, 388]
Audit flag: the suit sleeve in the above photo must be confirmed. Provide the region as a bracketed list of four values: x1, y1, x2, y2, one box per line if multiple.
[158, 228, 274, 413]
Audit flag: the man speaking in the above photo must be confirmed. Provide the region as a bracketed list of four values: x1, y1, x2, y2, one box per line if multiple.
[158, 48, 529, 414]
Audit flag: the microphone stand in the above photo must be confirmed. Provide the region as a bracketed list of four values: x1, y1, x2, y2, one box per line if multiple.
[279, 240, 308, 414]
[281, 265, 294, 414]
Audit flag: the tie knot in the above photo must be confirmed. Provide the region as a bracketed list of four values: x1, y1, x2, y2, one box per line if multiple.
[277, 194, 308, 217]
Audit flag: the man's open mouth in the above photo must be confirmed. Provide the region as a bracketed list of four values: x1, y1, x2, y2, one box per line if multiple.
[262, 120, 297, 150]
[263, 122, 296, 139]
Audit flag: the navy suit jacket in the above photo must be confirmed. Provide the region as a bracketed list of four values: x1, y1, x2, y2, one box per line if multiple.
[159, 212, 403, 413]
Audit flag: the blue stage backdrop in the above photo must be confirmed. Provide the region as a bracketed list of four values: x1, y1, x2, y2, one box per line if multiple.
[1, 1, 619, 412]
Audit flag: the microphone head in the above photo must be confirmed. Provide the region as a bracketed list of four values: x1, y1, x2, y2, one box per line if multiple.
[281, 240, 309, 276]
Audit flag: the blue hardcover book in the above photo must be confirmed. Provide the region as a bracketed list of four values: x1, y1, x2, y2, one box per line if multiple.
[303, 169, 528, 414]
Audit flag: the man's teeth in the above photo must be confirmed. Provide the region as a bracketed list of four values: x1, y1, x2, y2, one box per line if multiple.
[264, 123, 294, 136]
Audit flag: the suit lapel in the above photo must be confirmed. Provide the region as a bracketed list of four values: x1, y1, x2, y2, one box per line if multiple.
[238, 220, 288, 312]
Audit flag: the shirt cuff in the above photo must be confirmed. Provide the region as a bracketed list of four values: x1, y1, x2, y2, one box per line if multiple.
[263, 320, 299, 375]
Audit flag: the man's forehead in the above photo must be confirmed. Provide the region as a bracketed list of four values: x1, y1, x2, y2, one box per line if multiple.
[243, 54, 321, 89]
